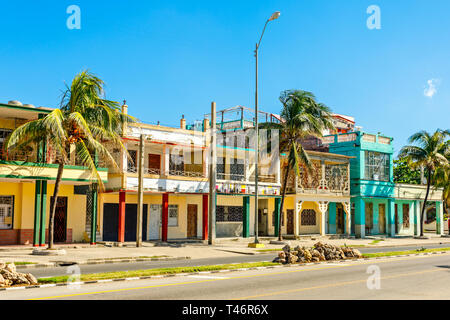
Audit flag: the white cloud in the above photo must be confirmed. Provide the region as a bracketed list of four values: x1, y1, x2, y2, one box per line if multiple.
[424, 79, 440, 98]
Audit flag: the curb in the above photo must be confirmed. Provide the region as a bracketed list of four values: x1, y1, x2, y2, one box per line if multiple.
[2, 250, 449, 292]
[14, 256, 191, 270]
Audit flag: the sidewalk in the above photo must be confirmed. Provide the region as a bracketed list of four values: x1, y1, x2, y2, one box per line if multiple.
[1, 233, 450, 266]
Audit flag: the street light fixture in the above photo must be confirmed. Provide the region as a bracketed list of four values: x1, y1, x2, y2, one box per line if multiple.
[252, 11, 280, 247]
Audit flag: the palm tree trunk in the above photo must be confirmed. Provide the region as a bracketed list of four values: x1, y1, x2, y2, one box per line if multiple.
[278, 166, 290, 241]
[420, 169, 432, 237]
[48, 162, 64, 249]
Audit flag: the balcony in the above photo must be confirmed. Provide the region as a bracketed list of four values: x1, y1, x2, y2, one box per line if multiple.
[287, 162, 350, 195]
[0, 148, 108, 184]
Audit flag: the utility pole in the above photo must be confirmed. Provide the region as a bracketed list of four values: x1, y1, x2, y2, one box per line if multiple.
[136, 134, 144, 247]
[208, 102, 217, 245]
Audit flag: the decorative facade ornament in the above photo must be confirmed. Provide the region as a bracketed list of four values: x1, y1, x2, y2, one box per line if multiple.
[296, 200, 303, 213]
[294, 161, 349, 195]
[318, 201, 329, 213]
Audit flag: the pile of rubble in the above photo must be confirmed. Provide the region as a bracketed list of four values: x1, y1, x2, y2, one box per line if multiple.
[273, 242, 363, 264]
[0, 263, 38, 287]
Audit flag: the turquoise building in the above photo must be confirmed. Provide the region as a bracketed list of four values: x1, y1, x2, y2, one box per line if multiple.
[324, 131, 445, 238]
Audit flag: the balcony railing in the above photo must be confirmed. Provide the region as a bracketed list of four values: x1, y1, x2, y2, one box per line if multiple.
[217, 172, 277, 183]
[127, 166, 162, 175]
[0, 150, 37, 162]
[168, 169, 205, 178]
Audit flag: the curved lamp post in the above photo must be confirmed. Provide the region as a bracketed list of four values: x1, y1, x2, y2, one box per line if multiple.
[253, 11, 280, 246]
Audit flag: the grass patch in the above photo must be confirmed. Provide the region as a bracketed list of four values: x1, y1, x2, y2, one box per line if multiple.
[362, 247, 450, 258]
[369, 239, 384, 245]
[5, 262, 37, 265]
[37, 261, 278, 284]
[256, 248, 282, 252]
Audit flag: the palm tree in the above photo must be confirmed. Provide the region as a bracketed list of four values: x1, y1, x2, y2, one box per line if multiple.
[6, 70, 133, 249]
[260, 90, 335, 241]
[433, 157, 450, 235]
[399, 129, 450, 237]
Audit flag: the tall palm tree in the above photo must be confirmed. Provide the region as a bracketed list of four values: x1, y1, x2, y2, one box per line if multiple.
[260, 90, 335, 241]
[399, 129, 450, 237]
[6, 70, 133, 249]
[433, 156, 450, 235]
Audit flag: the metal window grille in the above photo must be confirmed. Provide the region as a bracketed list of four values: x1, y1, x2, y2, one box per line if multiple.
[0, 196, 14, 229]
[168, 204, 178, 226]
[127, 150, 137, 172]
[301, 209, 316, 226]
[216, 206, 243, 222]
[364, 151, 390, 181]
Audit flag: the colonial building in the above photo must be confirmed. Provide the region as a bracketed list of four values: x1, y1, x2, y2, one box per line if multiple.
[324, 130, 445, 238]
[100, 104, 209, 242]
[282, 151, 352, 237]
[0, 101, 107, 246]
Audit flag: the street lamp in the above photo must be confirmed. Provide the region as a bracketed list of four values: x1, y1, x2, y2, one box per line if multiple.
[252, 11, 280, 246]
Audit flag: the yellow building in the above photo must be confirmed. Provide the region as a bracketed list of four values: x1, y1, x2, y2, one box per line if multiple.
[0, 101, 107, 246]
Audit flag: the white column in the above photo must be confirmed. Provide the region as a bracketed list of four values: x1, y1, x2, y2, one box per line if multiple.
[318, 201, 329, 236]
[414, 200, 421, 236]
[295, 199, 303, 236]
[342, 201, 351, 236]
[162, 145, 170, 177]
[438, 202, 444, 235]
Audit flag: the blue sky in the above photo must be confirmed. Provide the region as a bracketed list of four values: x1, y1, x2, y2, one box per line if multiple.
[0, 0, 449, 155]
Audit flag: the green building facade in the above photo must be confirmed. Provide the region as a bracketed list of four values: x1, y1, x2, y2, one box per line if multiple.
[325, 131, 444, 238]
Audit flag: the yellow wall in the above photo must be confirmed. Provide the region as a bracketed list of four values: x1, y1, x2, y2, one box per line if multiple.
[298, 201, 321, 234]
[0, 180, 86, 243]
[44, 183, 87, 242]
[283, 197, 321, 235]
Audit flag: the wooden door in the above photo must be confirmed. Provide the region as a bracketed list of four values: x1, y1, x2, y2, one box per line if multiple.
[187, 204, 198, 238]
[395, 204, 399, 234]
[287, 210, 294, 234]
[148, 154, 161, 174]
[365, 202, 373, 235]
[51, 197, 68, 243]
[337, 206, 345, 234]
[379, 204, 386, 234]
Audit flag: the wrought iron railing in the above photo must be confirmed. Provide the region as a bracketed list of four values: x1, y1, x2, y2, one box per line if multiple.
[168, 169, 205, 178]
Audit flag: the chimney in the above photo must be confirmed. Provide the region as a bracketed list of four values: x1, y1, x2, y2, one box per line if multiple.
[180, 114, 186, 130]
[203, 118, 210, 132]
[122, 100, 128, 136]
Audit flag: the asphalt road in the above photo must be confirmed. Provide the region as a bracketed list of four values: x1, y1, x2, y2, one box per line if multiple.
[27, 242, 450, 279]
[2, 253, 449, 300]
